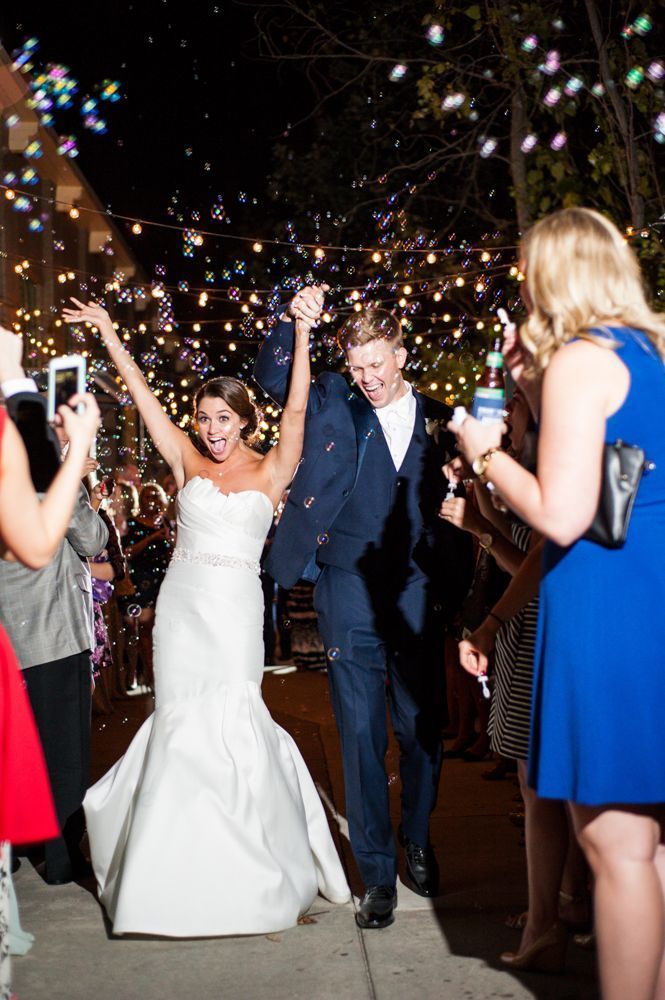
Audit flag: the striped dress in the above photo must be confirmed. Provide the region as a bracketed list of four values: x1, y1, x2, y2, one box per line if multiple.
[488, 524, 539, 761]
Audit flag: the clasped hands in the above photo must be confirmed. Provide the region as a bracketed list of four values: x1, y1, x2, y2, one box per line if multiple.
[284, 284, 329, 335]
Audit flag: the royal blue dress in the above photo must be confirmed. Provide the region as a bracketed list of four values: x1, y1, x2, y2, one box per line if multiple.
[529, 327, 665, 805]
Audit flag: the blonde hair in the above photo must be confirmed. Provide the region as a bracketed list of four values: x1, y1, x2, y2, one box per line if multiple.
[337, 309, 403, 353]
[519, 207, 665, 370]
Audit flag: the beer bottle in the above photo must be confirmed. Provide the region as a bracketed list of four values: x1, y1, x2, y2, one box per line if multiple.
[471, 337, 505, 424]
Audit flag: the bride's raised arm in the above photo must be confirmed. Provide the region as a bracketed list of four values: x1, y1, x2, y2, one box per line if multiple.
[63, 298, 195, 487]
[261, 318, 311, 497]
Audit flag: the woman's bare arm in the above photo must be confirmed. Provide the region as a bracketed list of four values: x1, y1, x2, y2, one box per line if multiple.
[0, 397, 100, 569]
[260, 319, 311, 504]
[63, 299, 196, 488]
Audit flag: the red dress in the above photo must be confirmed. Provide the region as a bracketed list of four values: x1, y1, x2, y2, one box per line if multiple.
[0, 408, 58, 843]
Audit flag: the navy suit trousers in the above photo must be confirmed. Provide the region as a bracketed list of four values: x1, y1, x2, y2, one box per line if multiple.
[314, 565, 444, 887]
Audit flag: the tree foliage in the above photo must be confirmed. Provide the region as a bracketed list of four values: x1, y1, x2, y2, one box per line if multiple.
[250, 0, 665, 403]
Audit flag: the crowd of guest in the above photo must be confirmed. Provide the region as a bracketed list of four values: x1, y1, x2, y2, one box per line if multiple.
[1, 206, 664, 1000]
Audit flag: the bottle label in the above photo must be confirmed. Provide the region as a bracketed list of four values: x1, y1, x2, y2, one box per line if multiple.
[486, 351, 503, 368]
[472, 387, 505, 424]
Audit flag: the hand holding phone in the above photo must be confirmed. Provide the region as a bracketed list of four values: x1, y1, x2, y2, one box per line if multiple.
[57, 392, 101, 459]
[47, 355, 87, 421]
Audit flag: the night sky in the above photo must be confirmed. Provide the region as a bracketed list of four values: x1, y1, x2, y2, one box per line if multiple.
[3, 4, 662, 413]
[0, 2, 306, 279]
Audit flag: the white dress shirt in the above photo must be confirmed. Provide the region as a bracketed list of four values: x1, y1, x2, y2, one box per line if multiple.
[375, 383, 417, 471]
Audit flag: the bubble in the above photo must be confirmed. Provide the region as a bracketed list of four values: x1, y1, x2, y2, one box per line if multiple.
[389, 64, 407, 82]
[646, 60, 665, 82]
[317, 532, 329, 546]
[479, 138, 498, 158]
[521, 34, 538, 52]
[539, 50, 560, 75]
[520, 133, 538, 153]
[632, 14, 652, 36]
[625, 67, 644, 90]
[365, 429, 375, 439]
[544, 86, 562, 107]
[387, 772, 398, 786]
[564, 76, 584, 96]
[304, 496, 315, 508]
[441, 92, 465, 111]
[325, 441, 335, 452]
[550, 130, 567, 150]
[426, 24, 444, 46]
[126, 603, 142, 618]
[327, 647, 341, 661]
[191, 351, 209, 371]
[273, 346, 292, 367]
[282, 618, 292, 630]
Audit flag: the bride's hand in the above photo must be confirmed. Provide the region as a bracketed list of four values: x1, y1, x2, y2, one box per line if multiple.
[62, 298, 114, 338]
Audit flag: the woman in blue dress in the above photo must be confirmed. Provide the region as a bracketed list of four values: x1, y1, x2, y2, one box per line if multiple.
[450, 207, 665, 1000]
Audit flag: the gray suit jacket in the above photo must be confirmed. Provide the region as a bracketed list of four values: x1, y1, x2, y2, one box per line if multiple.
[0, 485, 108, 669]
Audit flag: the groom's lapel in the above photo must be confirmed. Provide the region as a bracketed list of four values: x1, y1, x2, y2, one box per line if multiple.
[350, 394, 378, 490]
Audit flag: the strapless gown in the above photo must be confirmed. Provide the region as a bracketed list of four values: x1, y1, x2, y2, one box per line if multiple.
[84, 476, 350, 937]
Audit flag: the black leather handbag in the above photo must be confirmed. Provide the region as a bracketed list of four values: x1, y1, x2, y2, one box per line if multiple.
[584, 440, 653, 549]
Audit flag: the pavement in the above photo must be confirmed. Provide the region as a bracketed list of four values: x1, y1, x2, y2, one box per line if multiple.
[11, 669, 599, 1000]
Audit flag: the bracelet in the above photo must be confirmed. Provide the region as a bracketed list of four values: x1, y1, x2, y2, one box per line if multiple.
[487, 611, 505, 627]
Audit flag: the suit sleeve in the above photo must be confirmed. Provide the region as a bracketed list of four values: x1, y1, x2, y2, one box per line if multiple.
[253, 318, 336, 416]
[65, 486, 109, 558]
[5, 390, 61, 491]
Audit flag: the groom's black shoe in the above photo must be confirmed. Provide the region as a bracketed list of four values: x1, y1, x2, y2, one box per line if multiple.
[355, 885, 397, 929]
[398, 826, 439, 898]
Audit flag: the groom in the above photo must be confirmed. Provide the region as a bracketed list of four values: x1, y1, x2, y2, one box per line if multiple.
[254, 288, 472, 928]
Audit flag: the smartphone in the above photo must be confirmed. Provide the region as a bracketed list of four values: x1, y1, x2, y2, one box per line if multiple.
[47, 355, 86, 421]
[100, 476, 115, 497]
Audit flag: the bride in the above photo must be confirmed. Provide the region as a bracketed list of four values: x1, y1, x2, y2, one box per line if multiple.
[63, 295, 350, 937]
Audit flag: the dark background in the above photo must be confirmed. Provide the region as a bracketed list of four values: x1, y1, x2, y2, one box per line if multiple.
[0, 1, 306, 280]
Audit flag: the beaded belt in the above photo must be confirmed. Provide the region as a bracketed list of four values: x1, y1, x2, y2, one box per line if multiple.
[171, 547, 260, 574]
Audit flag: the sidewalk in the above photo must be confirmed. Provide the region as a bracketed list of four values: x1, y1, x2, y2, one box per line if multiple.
[12, 670, 598, 1000]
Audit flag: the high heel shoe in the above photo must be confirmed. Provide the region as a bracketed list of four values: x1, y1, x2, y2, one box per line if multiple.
[500, 921, 568, 973]
[573, 931, 595, 951]
[558, 889, 592, 934]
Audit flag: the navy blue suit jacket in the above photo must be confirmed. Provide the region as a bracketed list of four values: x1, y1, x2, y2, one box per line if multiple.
[253, 319, 473, 614]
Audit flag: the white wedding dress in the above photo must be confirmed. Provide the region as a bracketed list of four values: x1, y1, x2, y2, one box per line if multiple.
[84, 476, 350, 937]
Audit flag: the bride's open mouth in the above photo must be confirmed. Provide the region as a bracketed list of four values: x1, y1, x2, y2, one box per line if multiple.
[207, 436, 227, 458]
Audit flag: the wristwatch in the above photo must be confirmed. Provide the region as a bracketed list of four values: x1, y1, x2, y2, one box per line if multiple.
[472, 447, 500, 482]
[478, 532, 494, 552]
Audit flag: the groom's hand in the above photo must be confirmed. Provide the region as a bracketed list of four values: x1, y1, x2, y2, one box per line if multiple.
[282, 285, 328, 329]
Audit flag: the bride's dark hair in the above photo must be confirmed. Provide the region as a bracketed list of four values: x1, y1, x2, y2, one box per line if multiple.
[193, 377, 261, 445]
